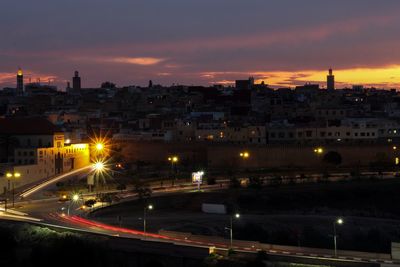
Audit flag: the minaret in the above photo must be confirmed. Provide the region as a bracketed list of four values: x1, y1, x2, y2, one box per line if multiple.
[327, 68, 335, 91]
[72, 71, 81, 90]
[16, 67, 24, 94]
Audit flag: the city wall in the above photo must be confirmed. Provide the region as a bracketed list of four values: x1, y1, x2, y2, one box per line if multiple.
[117, 141, 396, 171]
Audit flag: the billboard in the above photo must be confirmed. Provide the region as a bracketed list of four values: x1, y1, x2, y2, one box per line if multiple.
[192, 171, 204, 184]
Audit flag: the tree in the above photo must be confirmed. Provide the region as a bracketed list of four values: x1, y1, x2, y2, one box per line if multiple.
[323, 151, 342, 166]
[132, 178, 152, 201]
[100, 81, 116, 88]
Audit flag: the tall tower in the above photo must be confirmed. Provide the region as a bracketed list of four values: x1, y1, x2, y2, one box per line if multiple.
[16, 67, 24, 94]
[72, 71, 81, 90]
[327, 68, 335, 91]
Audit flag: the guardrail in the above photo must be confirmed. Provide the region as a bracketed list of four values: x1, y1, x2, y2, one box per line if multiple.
[159, 230, 392, 261]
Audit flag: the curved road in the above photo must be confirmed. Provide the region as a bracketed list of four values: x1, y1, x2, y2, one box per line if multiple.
[1, 167, 400, 266]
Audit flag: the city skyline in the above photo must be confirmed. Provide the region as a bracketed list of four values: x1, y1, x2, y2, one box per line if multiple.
[1, 0, 400, 89]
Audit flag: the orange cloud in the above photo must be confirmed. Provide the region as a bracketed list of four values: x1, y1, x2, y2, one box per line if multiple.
[109, 57, 165, 65]
[0, 72, 16, 84]
[0, 70, 58, 86]
[67, 55, 166, 66]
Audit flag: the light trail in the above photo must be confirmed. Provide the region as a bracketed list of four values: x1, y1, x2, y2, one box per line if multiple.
[68, 215, 172, 240]
[0, 212, 42, 222]
[60, 214, 231, 250]
[20, 165, 92, 199]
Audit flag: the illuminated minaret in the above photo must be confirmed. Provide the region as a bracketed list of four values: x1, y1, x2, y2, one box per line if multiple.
[327, 68, 335, 91]
[16, 67, 24, 94]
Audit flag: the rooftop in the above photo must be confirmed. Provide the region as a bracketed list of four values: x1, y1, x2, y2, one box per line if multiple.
[0, 117, 61, 135]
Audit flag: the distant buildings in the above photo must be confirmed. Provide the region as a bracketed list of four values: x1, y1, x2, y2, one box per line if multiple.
[235, 77, 254, 90]
[1, 68, 400, 153]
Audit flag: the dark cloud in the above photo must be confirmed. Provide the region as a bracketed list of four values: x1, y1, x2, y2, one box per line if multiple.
[1, 0, 400, 88]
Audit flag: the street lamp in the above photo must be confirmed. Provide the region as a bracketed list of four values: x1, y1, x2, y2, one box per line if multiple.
[143, 204, 154, 237]
[239, 152, 250, 159]
[225, 213, 240, 248]
[95, 143, 104, 151]
[6, 172, 21, 208]
[93, 161, 105, 172]
[333, 218, 344, 257]
[67, 193, 81, 216]
[92, 159, 107, 195]
[168, 156, 179, 163]
[168, 156, 179, 180]
[314, 147, 324, 154]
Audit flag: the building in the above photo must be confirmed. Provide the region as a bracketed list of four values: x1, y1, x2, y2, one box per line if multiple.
[0, 117, 90, 192]
[24, 83, 57, 95]
[235, 77, 254, 90]
[16, 67, 23, 95]
[327, 68, 335, 91]
[73, 71, 81, 90]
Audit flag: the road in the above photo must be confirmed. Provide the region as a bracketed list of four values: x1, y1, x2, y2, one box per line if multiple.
[1, 167, 400, 266]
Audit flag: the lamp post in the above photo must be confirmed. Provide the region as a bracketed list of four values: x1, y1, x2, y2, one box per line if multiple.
[143, 204, 153, 237]
[239, 151, 250, 171]
[2, 198, 7, 212]
[333, 218, 344, 257]
[226, 213, 240, 248]
[92, 160, 105, 195]
[6, 172, 21, 208]
[168, 156, 179, 181]
[67, 193, 81, 216]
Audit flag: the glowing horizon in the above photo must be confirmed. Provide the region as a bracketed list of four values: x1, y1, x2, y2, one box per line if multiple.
[2, 65, 400, 89]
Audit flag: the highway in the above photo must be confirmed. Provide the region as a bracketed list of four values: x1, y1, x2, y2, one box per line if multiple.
[1, 167, 400, 266]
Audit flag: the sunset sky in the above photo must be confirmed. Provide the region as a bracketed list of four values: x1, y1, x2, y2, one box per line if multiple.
[1, 0, 400, 89]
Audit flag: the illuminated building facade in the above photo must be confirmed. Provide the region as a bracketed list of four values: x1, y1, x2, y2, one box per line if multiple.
[0, 118, 90, 191]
